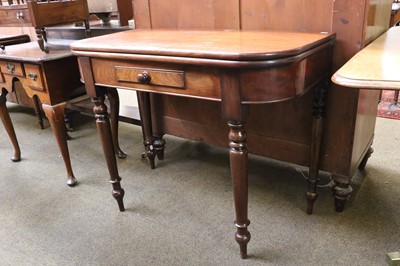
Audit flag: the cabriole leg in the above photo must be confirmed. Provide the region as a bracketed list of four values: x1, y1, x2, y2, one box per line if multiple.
[42, 103, 77, 186]
[0, 89, 21, 162]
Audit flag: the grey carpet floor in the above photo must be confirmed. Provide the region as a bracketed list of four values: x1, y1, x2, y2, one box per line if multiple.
[0, 103, 399, 266]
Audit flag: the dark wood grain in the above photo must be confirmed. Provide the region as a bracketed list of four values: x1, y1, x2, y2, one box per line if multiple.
[71, 29, 334, 258]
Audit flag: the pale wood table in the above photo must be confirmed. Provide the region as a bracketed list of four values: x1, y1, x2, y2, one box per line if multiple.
[332, 25, 400, 266]
[332, 26, 400, 90]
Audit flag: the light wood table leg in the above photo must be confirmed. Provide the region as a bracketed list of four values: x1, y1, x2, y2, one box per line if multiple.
[0, 90, 21, 162]
[42, 102, 77, 187]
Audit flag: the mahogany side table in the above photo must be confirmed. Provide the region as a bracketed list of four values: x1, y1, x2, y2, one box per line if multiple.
[71, 29, 335, 258]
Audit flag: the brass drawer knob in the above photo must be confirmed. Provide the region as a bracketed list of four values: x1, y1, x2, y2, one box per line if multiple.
[6, 63, 15, 74]
[137, 72, 151, 84]
[28, 73, 38, 81]
[16, 12, 24, 20]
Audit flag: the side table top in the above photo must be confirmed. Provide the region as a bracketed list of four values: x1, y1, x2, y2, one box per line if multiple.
[0, 41, 73, 63]
[70, 29, 335, 67]
[332, 27, 400, 90]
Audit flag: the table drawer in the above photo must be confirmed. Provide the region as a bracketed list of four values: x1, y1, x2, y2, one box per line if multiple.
[91, 59, 222, 100]
[23, 64, 45, 91]
[115, 66, 185, 89]
[0, 61, 24, 77]
[0, 8, 31, 26]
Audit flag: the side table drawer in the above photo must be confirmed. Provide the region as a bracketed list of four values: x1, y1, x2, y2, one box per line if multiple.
[23, 64, 45, 91]
[115, 66, 185, 89]
[0, 61, 24, 77]
[0, 8, 31, 26]
[91, 59, 222, 100]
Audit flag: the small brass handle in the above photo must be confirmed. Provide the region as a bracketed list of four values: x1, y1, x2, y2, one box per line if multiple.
[6, 63, 15, 74]
[28, 73, 38, 81]
[16, 12, 24, 20]
[137, 72, 151, 84]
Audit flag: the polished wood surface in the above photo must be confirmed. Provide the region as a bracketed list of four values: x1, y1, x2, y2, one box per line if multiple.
[131, 0, 393, 213]
[71, 29, 334, 258]
[71, 30, 334, 61]
[332, 27, 400, 90]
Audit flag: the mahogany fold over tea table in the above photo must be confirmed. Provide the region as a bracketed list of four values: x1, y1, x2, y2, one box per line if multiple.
[70, 30, 335, 258]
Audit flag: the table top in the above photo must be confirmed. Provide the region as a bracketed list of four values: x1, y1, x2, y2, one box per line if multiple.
[70, 29, 335, 67]
[0, 41, 73, 63]
[331, 27, 400, 90]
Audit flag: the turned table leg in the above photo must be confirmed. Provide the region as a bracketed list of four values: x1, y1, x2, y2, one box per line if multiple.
[0, 89, 21, 162]
[42, 103, 77, 186]
[92, 93, 125, 212]
[228, 121, 251, 259]
[305, 78, 328, 214]
[106, 88, 127, 159]
[221, 71, 250, 259]
[137, 91, 157, 169]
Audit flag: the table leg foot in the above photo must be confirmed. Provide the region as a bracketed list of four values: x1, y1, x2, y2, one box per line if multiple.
[112, 186, 125, 212]
[333, 182, 353, 212]
[359, 146, 374, 170]
[235, 221, 251, 259]
[154, 138, 165, 160]
[305, 190, 318, 215]
[144, 141, 156, 169]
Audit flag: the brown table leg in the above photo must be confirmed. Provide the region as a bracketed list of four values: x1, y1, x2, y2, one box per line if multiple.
[137, 91, 157, 169]
[221, 71, 250, 259]
[32, 95, 44, 130]
[228, 121, 251, 259]
[92, 91, 125, 212]
[106, 88, 127, 159]
[306, 78, 328, 214]
[0, 89, 21, 162]
[42, 102, 77, 187]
